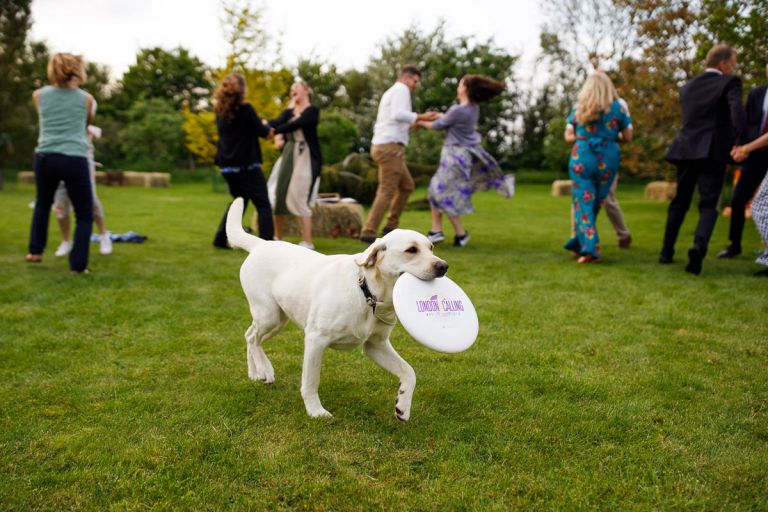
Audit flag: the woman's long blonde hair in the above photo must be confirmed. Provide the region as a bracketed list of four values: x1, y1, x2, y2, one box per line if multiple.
[575, 72, 618, 124]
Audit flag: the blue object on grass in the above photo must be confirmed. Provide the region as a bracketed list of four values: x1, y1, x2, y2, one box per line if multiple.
[90, 231, 147, 243]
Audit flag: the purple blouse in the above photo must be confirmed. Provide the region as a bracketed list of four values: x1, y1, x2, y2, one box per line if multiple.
[432, 104, 482, 147]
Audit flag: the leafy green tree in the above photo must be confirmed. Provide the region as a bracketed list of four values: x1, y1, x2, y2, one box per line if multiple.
[317, 113, 359, 165]
[119, 99, 186, 171]
[0, 0, 41, 179]
[296, 59, 344, 109]
[116, 47, 213, 112]
[695, 0, 768, 90]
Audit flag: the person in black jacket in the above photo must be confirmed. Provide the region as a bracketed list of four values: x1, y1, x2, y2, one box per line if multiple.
[717, 64, 768, 259]
[660, 44, 747, 275]
[267, 80, 321, 250]
[212, 73, 275, 248]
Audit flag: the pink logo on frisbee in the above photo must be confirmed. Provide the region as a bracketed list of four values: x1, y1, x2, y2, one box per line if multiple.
[415, 294, 465, 316]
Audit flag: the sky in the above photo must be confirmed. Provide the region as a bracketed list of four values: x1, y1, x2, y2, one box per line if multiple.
[30, 0, 544, 82]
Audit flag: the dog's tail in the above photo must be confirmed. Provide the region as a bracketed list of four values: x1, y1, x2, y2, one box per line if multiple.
[226, 197, 262, 252]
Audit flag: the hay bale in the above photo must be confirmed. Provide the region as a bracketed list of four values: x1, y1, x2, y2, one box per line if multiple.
[17, 171, 35, 184]
[105, 169, 125, 186]
[551, 179, 572, 197]
[94, 171, 106, 184]
[645, 181, 677, 201]
[149, 172, 171, 188]
[254, 201, 364, 238]
[122, 171, 151, 187]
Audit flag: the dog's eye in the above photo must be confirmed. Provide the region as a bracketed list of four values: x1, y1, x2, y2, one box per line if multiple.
[405, 246, 418, 254]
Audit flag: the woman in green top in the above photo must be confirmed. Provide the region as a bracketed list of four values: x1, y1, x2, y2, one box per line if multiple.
[27, 53, 95, 273]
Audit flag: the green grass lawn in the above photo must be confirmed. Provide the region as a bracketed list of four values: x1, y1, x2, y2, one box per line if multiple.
[1, 180, 766, 510]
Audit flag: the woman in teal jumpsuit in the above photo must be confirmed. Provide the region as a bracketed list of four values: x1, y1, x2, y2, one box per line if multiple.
[563, 73, 632, 262]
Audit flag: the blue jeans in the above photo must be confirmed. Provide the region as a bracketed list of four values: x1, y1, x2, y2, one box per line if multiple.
[29, 152, 93, 271]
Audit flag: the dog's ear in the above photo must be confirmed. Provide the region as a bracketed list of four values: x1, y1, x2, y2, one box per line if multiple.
[355, 238, 386, 267]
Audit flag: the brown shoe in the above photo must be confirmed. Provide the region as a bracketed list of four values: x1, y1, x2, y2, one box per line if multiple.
[25, 254, 43, 263]
[618, 235, 632, 249]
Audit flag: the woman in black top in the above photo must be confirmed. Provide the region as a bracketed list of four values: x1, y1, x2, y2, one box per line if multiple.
[267, 80, 321, 249]
[212, 73, 275, 247]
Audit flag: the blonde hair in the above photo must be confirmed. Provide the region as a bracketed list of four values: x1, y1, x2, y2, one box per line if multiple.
[575, 72, 618, 124]
[47, 53, 86, 87]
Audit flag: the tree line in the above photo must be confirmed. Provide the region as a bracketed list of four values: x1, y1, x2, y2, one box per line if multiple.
[1, 0, 765, 182]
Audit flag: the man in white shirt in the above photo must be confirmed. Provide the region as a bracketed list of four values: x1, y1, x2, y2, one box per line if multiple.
[360, 65, 439, 243]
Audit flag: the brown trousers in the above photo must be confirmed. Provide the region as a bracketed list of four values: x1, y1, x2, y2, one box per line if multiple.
[362, 143, 415, 236]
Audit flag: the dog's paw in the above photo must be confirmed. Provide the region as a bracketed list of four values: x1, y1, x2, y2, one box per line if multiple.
[248, 365, 275, 384]
[395, 390, 412, 422]
[308, 408, 333, 418]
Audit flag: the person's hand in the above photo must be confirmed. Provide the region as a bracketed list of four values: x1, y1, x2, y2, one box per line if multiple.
[266, 128, 275, 140]
[274, 133, 284, 150]
[422, 111, 441, 121]
[731, 145, 749, 163]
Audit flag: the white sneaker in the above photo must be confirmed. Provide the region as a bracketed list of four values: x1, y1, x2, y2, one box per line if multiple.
[298, 241, 315, 250]
[100, 233, 113, 255]
[55, 241, 72, 257]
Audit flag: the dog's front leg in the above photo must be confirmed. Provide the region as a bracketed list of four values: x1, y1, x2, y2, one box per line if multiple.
[301, 334, 332, 418]
[363, 338, 416, 422]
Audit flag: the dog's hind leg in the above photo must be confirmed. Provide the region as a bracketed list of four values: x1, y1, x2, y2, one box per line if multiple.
[245, 309, 287, 384]
[363, 338, 416, 422]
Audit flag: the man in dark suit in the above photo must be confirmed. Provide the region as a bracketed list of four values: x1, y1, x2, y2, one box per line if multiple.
[660, 44, 746, 275]
[717, 64, 768, 259]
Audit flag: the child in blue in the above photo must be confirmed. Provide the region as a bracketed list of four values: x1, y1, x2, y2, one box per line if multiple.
[563, 72, 633, 262]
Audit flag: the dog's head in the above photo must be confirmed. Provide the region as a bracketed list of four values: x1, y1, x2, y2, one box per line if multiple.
[355, 229, 448, 280]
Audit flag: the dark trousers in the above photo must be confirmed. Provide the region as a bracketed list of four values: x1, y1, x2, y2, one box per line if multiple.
[29, 152, 93, 271]
[213, 166, 274, 246]
[727, 152, 768, 250]
[661, 159, 726, 259]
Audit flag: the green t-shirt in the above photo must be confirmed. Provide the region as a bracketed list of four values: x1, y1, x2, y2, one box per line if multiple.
[35, 85, 88, 157]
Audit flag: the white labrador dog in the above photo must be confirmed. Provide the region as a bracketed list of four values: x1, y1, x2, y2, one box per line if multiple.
[225, 198, 448, 420]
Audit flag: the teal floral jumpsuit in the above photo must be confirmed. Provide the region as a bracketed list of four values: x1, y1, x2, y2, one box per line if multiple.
[563, 100, 631, 259]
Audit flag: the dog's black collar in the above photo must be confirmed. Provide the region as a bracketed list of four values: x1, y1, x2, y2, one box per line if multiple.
[358, 274, 378, 312]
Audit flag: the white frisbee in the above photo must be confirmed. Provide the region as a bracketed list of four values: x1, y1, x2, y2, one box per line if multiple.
[392, 273, 479, 353]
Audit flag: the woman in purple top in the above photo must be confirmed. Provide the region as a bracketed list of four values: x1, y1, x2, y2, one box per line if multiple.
[418, 74, 513, 247]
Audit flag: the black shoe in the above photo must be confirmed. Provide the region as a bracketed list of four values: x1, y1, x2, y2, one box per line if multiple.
[381, 227, 395, 236]
[360, 234, 376, 244]
[426, 230, 445, 243]
[754, 268, 768, 277]
[454, 231, 471, 247]
[716, 246, 741, 259]
[659, 254, 674, 264]
[685, 246, 703, 275]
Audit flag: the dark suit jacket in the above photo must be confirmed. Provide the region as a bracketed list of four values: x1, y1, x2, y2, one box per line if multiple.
[744, 84, 767, 142]
[666, 71, 746, 163]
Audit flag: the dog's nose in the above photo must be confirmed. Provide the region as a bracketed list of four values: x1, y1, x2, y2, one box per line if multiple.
[433, 261, 448, 277]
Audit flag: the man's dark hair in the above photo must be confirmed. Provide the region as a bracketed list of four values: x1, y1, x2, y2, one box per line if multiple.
[400, 65, 422, 78]
[705, 44, 736, 68]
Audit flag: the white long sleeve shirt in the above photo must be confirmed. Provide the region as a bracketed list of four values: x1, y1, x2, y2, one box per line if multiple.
[371, 81, 418, 146]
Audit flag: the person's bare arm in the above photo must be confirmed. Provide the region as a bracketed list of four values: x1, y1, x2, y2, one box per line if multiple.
[564, 124, 576, 143]
[85, 93, 95, 125]
[620, 126, 633, 143]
